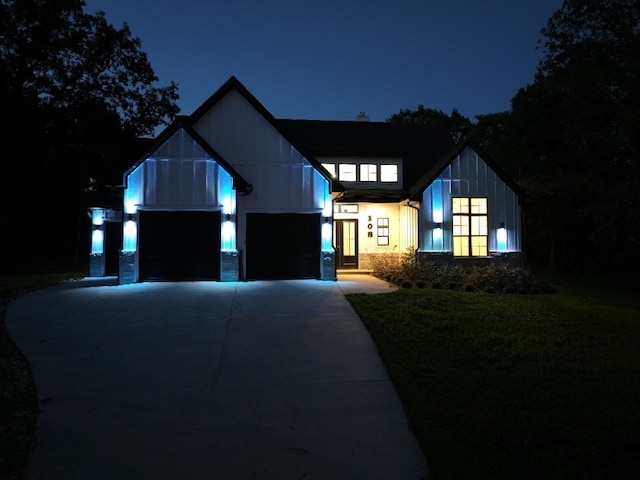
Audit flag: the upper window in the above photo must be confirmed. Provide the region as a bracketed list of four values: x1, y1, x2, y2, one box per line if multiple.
[360, 164, 377, 182]
[338, 163, 357, 182]
[452, 197, 488, 257]
[321, 163, 336, 178]
[380, 164, 398, 182]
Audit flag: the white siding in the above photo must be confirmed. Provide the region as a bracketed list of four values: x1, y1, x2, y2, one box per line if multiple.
[192, 89, 331, 256]
[420, 147, 522, 252]
[193, 89, 329, 214]
[124, 129, 230, 211]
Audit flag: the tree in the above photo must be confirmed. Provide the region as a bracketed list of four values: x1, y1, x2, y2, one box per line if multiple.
[0, 0, 180, 270]
[507, 0, 640, 273]
[386, 105, 472, 143]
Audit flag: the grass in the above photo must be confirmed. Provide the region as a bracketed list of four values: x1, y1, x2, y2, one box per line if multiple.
[0, 269, 86, 480]
[346, 277, 640, 480]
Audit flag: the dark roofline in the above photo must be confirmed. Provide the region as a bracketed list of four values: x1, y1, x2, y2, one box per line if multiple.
[190, 76, 345, 192]
[408, 140, 523, 201]
[123, 117, 253, 194]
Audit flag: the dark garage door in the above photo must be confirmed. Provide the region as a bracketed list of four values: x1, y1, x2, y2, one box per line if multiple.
[246, 213, 320, 280]
[138, 211, 221, 281]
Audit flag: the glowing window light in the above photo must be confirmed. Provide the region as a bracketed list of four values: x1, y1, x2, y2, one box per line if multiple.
[123, 220, 137, 251]
[91, 229, 104, 254]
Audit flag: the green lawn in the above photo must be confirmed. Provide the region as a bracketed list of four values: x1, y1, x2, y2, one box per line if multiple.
[346, 279, 640, 480]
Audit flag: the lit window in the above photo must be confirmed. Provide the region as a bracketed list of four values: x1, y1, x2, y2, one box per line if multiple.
[380, 164, 398, 182]
[453, 197, 488, 257]
[335, 204, 359, 214]
[322, 163, 336, 178]
[339, 164, 357, 181]
[360, 164, 377, 181]
[377, 217, 389, 246]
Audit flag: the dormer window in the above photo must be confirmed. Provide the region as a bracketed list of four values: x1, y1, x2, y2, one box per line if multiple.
[380, 164, 398, 182]
[360, 164, 377, 182]
[338, 163, 357, 181]
[322, 163, 336, 178]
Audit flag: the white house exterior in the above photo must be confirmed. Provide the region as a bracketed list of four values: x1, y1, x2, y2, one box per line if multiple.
[88, 76, 524, 283]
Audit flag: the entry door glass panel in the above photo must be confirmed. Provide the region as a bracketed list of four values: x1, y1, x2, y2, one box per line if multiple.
[336, 219, 358, 268]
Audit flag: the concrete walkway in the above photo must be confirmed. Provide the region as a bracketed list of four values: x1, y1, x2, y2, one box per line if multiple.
[7, 275, 430, 480]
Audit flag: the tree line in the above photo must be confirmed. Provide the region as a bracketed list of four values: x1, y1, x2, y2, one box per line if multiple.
[389, 0, 639, 276]
[1, 0, 637, 276]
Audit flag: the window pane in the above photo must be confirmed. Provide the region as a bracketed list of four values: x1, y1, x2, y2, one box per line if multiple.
[452, 198, 469, 214]
[453, 215, 468, 236]
[471, 236, 487, 256]
[322, 163, 336, 178]
[339, 164, 356, 181]
[471, 216, 487, 235]
[360, 164, 377, 181]
[380, 164, 398, 182]
[471, 198, 487, 214]
[453, 237, 468, 256]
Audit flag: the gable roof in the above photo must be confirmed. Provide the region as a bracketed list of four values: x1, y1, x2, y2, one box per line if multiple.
[123, 116, 252, 194]
[190, 76, 344, 192]
[277, 119, 455, 202]
[408, 140, 523, 201]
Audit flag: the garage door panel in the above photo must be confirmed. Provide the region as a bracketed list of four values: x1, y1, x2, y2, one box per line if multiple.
[246, 213, 320, 280]
[139, 211, 221, 281]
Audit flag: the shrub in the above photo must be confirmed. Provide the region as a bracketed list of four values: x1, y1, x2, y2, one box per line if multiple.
[374, 250, 555, 295]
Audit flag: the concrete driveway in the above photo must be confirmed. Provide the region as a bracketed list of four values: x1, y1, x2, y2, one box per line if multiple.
[7, 275, 430, 479]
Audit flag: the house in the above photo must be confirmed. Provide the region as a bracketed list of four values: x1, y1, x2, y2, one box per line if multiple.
[88, 76, 523, 284]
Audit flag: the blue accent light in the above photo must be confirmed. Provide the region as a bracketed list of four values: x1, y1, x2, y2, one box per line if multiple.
[221, 219, 236, 251]
[432, 180, 443, 223]
[91, 229, 104, 254]
[497, 223, 508, 251]
[91, 209, 104, 226]
[123, 220, 137, 251]
[321, 223, 333, 251]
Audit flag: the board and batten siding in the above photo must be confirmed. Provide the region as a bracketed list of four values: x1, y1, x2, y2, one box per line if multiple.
[420, 147, 522, 253]
[192, 89, 330, 213]
[124, 129, 233, 212]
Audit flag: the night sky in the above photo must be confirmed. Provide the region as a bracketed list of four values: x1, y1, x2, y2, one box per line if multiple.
[83, 0, 563, 126]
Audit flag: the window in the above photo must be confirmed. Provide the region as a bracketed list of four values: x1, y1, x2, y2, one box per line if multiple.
[377, 217, 389, 246]
[338, 163, 357, 181]
[334, 204, 359, 214]
[380, 164, 398, 182]
[360, 164, 377, 182]
[452, 197, 488, 256]
[321, 163, 336, 178]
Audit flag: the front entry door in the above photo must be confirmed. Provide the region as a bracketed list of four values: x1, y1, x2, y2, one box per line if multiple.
[335, 219, 358, 269]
